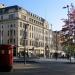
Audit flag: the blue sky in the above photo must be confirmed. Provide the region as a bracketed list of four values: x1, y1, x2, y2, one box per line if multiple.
[0, 0, 75, 31]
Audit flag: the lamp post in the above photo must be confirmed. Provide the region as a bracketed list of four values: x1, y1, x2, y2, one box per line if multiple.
[63, 5, 71, 62]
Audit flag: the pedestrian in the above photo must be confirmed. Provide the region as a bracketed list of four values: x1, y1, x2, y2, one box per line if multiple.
[54, 52, 58, 60]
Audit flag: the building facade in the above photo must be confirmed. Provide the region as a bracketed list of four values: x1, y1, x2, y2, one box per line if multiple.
[53, 31, 62, 50]
[0, 5, 51, 57]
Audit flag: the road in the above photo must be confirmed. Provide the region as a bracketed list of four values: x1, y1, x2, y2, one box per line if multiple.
[1, 61, 75, 75]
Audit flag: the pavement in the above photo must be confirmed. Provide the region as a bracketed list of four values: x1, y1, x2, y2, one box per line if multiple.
[14, 57, 75, 63]
[13, 58, 75, 70]
[13, 63, 40, 70]
[25, 58, 75, 64]
[1, 58, 75, 75]
[1, 62, 75, 75]
[35, 58, 75, 63]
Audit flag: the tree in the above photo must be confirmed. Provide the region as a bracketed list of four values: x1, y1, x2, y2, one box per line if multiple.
[64, 45, 75, 56]
[69, 45, 75, 56]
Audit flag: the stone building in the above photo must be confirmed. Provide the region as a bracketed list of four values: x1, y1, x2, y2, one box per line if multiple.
[0, 5, 52, 57]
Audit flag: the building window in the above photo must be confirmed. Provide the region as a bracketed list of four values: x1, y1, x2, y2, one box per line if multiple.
[29, 18, 31, 21]
[39, 42, 40, 47]
[32, 19, 33, 22]
[10, 38, 13, 43]
[34, 27, 35, 31]
[20, 22, 22, 27]
[32, 33, 33, 38]
[37, 22, 39, 25]
[10, 24, 13, 27]
[45, 31, 47, 35]
[30, 25, 31, 30]
[32, 26, 33, 31]
[20, 38, 23, 45]
[14, 39, 15, 44]
[7, 39, 9, 44]
[2, 31, 3, 36]
[2, 25, 3, 28]
[34, 20, 36, 23]
[30, 40, 31, 46]
[25, 40, 28, 45]
[32, 41, 34, 46]
[8, 31, 9, 36]
[30, 32, 31, 38]
[31, 13, 32, 16]
[14, 30, 15, 36]
[20, 30, 23, 36]
[10, 30, 13, 36]
[23, 23, 25, 28]
[9, 14, 15, 19]
[1, 15, 3, 20]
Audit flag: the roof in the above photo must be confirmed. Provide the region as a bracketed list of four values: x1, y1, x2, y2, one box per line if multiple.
[0, 5, 21, 14]
[0, 5, 45, 22]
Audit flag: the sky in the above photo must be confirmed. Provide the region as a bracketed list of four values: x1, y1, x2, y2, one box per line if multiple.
[0, 0, 75, 31]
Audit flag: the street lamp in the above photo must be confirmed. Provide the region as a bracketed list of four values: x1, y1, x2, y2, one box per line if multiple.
[63, 5, 71, 62]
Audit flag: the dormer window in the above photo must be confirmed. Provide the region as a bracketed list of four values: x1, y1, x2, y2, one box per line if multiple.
[9, 14, 15, 19]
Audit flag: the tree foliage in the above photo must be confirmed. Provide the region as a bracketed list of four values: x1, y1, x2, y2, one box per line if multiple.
[64, 45, 75, 56]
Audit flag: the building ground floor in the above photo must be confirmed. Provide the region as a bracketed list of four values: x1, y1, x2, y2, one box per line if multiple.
[13, 46, 51, 58]
[13, 45, 64, 58]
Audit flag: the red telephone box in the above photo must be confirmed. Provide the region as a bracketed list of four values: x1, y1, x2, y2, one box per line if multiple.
[0, 44, 13, 71]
